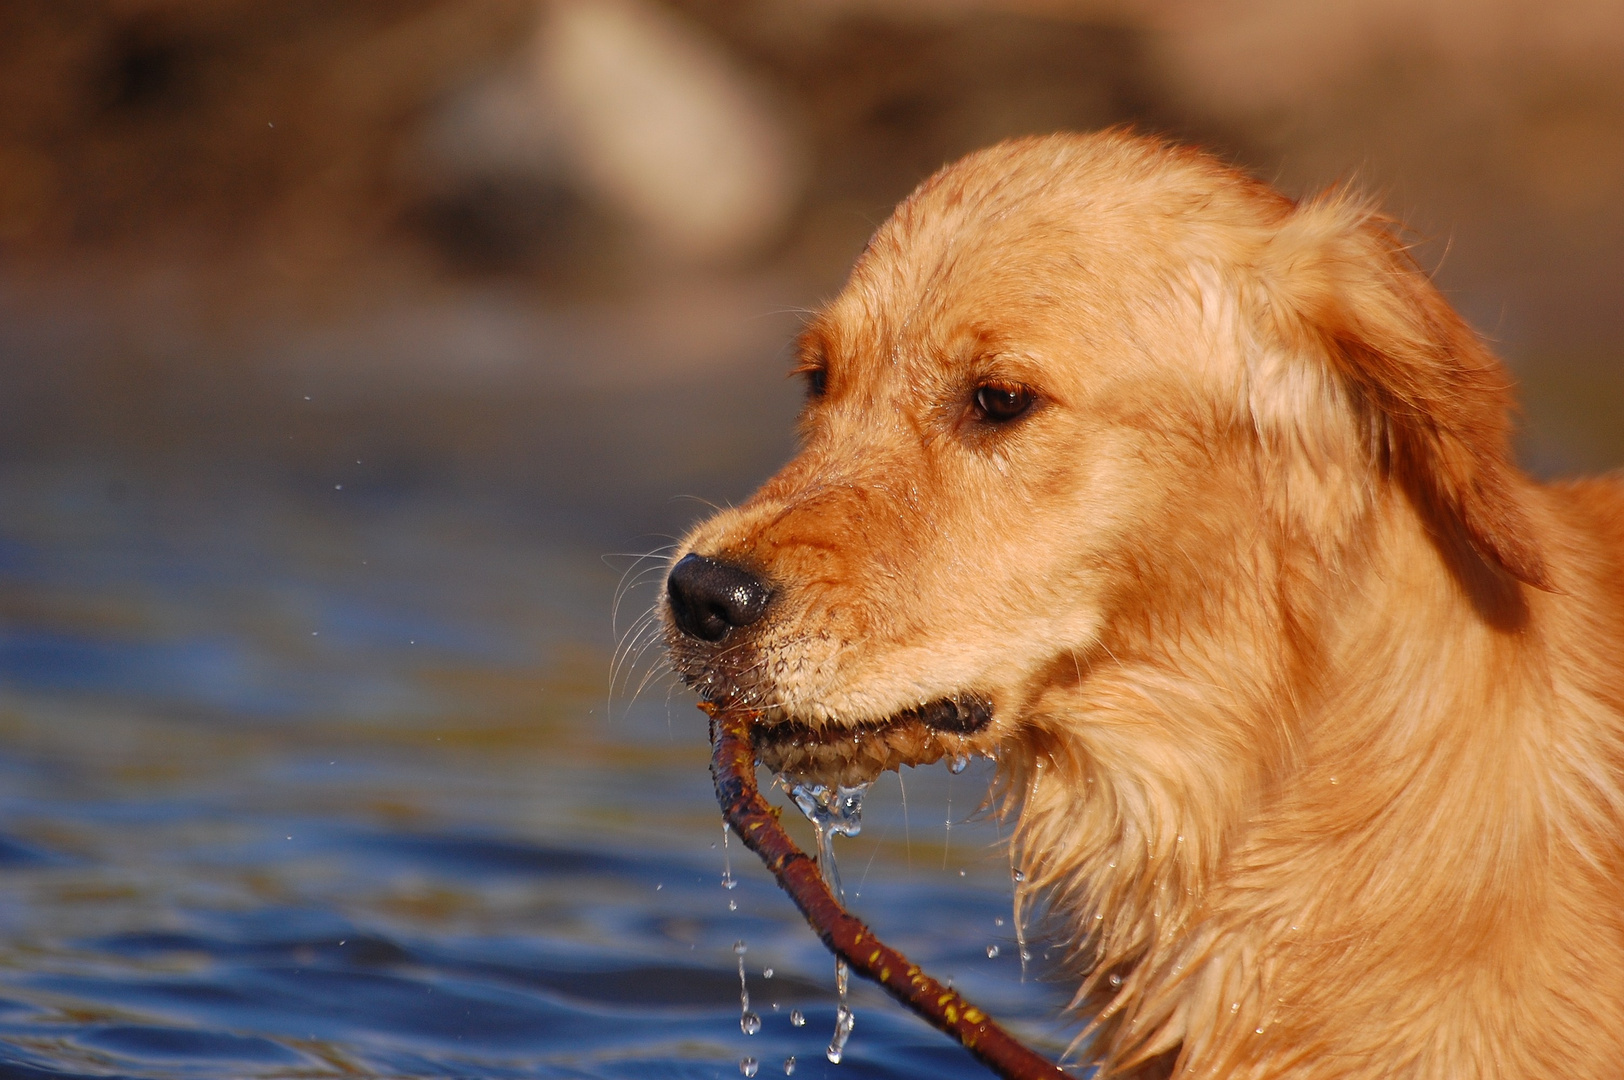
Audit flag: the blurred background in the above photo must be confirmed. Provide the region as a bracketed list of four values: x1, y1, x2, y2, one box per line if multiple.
[0, 2, 1619, 1078]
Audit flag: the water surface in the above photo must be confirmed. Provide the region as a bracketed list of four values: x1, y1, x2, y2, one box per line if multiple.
[0, 461, 1075, 1079]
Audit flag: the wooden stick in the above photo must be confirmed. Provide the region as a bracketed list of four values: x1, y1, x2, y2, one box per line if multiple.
[705, 702, 1070, 1079]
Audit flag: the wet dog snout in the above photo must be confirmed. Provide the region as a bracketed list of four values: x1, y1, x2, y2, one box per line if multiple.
[666, 553, 771, 642]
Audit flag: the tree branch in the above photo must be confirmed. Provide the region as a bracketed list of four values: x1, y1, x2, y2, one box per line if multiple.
[705, 701, 1069, 1080]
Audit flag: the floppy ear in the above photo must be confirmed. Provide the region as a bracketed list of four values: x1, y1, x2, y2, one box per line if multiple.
[1256, 192, 1551, 590]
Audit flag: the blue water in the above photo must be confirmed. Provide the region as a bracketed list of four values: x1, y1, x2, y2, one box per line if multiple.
[0, 462, 1076, 1079]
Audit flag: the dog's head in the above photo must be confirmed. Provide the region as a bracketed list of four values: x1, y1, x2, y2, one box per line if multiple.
[662, 131, 1544, 803]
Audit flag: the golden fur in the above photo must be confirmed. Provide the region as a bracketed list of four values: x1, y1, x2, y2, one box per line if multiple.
[664, 131, 1624, 1078]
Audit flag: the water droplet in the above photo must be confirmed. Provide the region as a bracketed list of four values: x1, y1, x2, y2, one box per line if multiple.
[958, 869, 966, 876]
[1012, 869, 1025, 883]
[1255, 1027, 1265, 1035]
[722, 823, 738, 889]
[949, 755, 969, 774]
[1108, 973, 1122, 988]
[790, 1010, 806, 1028]
[740, 1057, 759, 1077]
[783, 1057, 796, 1075]
[762, 968, 773, 979]
[1230, 1002, 1240, 1013]
[995, 917, 1004, 926]
[736, 941, 755, 1035]
[986, 945, 1000, 958]
[729, 898, 737, 910]
[826, 1004, 855, 1064]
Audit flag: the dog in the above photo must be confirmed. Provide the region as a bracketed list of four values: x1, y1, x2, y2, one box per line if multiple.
[662, 131, 1624, 1079]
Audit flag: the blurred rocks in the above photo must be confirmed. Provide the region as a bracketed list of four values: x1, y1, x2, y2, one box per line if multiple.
[544, 0, 804, 265]
[411, 0, 805, 274]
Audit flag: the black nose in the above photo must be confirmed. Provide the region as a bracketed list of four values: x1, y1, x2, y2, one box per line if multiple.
[666, 553, 771, 642]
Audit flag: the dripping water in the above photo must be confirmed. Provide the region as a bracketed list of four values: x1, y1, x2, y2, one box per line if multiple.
[1009, 861, 1033, 979]
[784, 777, 869, 1065]
[828, 957, 855, 1064]
[787, 780, 866, 901]
[722, 822, 737, 891]
[735, 940, 760, 1035]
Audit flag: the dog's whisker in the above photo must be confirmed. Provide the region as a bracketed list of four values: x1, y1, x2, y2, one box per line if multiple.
[614, 628, 671, 709]
[609, 606, 662, 698]
[610, 566, 671, 640]
[627, 660, 676, 712]
[608, 545, 677, 612]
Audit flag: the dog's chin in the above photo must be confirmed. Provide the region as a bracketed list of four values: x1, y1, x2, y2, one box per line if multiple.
[744, 692, 995, 788]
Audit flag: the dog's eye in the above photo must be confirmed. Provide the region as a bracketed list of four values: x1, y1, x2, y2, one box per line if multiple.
[791, 361, 828, 399]
[973, 382, 1034, 423]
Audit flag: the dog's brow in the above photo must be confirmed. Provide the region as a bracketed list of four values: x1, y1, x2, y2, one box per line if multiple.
[792, 324, 829, 365]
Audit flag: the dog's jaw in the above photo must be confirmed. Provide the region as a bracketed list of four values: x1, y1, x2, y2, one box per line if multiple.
[746, 692, 993, 785]
[665, 611, 1000, 785]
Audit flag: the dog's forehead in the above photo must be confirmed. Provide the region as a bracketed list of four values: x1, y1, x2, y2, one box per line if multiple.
[814, 145, 1254, 380]
[814, 217, 1102, 387]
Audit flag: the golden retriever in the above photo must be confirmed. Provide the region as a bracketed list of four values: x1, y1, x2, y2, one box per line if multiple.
[662, 131, 1624, 1079]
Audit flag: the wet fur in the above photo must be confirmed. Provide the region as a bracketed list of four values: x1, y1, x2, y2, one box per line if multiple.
[665, 132, 1624, 1078]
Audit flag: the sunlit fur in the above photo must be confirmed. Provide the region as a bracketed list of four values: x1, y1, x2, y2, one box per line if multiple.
[664, 131, 1624, 1079]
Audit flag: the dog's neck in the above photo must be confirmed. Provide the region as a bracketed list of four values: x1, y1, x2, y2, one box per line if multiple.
[1010, 480, 1593, 1073]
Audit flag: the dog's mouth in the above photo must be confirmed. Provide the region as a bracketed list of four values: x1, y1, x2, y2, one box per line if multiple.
[746, 692, 994, 787]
